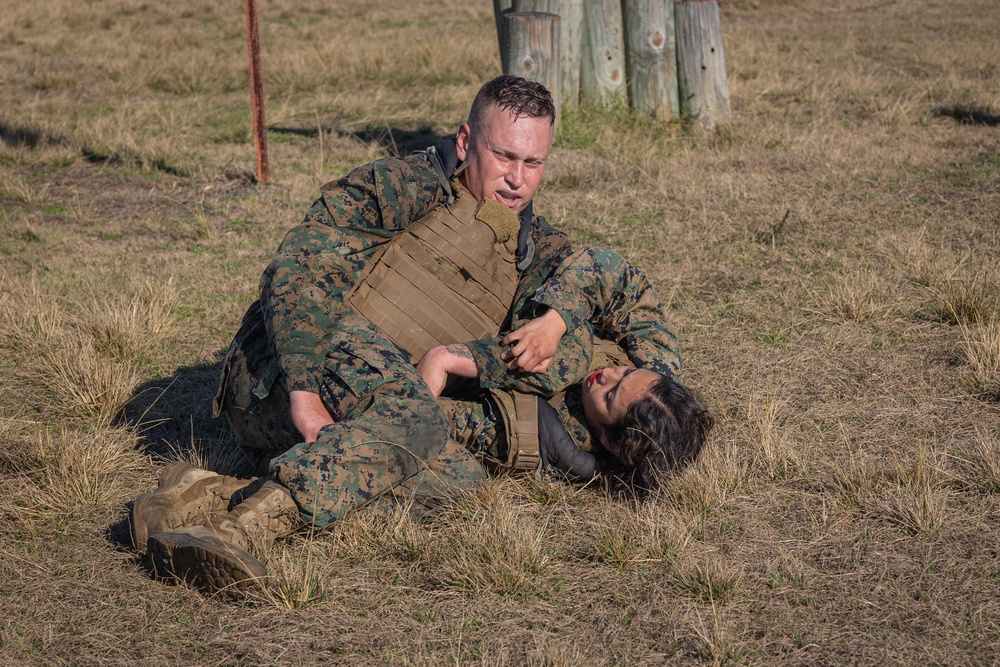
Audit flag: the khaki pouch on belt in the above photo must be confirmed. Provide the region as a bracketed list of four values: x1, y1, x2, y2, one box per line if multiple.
[485, 389, 541, 474]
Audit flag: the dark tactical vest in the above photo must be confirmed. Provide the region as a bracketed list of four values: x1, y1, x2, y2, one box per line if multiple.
[346, 182, 521, 361]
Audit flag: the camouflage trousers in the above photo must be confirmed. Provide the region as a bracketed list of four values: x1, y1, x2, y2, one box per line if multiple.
[438, 395, 508, 469]
[217, 309, 487, 528]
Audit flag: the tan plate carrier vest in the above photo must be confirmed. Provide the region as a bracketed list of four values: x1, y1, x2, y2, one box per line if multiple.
[346, 183, 521, 363]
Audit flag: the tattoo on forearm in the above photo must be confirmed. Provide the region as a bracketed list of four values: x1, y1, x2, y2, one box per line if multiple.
[445, 344, 474, 360]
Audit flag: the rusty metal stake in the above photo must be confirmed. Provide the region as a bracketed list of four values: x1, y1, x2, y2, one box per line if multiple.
[244, 0, 269, 183]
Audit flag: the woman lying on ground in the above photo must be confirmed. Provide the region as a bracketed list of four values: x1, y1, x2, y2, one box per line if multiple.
[425, 351, 713, 495]
[417, 245, 714, 495]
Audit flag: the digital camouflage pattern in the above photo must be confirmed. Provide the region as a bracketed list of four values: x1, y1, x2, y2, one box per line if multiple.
[462, 244, 682, 399]
[445, 245, 683, 462]
[218, 151, 620, 526]
[533, 246, 682, 381]
[259, 154, 446, 396]
[267, 312, 487, 527]
[220, 306, 487, 526]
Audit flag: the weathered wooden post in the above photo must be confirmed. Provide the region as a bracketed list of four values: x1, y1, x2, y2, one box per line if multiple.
[675, 0, 731, 131]
[514, 0, 584, 111]
[623, 0, 679, 119]
[580, 0, 627, 109]
[501, 12, 562, 131]
[243, 0, 268, 183]
[493, 0, 515, 56]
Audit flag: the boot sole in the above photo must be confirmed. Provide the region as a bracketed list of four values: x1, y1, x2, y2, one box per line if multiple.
[148, 527, 268, 596]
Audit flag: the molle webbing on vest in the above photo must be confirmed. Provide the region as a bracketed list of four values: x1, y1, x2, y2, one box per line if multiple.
[488, 390, 541, 473]
[347, 186, 520, 360]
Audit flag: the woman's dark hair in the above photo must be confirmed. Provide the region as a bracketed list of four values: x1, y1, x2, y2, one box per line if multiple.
[601, 375, 713, 495]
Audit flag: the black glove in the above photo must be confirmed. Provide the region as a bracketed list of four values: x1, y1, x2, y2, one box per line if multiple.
[537, 397, 598, 481]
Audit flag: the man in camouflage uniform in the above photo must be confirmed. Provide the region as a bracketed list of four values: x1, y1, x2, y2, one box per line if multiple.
[216, 83, 591, 528]
[142, 77, 654, 593]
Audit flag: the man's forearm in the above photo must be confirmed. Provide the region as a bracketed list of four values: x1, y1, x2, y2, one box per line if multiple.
[416, 343, 479, 397]
[289, 390, 336, 444]
[439, 343, 479, 378]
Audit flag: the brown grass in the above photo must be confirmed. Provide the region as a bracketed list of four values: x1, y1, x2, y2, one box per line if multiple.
[42, 336, 143, 425]
[959, 315, 1000, 398]
[2, 426, 146, 527]
[2, 0, 1000, 662]
[877, 447, 950, 535]
[953, 428, 1000, 494]
[821, 270, 899, 322]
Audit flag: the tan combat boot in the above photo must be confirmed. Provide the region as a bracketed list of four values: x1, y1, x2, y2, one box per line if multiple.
[131, 462, 258, 552]
[147, 480, 301, 595]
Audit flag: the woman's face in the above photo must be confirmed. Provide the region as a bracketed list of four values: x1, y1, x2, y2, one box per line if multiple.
[581, 366, 661, 452]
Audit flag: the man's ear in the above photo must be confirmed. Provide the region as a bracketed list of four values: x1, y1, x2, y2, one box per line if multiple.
[455, 122, 471, 162]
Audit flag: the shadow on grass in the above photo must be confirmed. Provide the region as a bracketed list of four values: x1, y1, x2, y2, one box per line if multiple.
[107, 502, 142, 554]
[111, 354, 252, 555]
[268, 124, 450, 156]
[0, 120, 42, 148]
[121, 353, 250, 476]
[933, 105, 1000, 126]
[114, 354, 258, 550]
[81, 145, 190, 177]
[0, 119, 67, 148]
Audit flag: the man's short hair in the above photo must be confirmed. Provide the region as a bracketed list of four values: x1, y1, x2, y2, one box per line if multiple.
[468, 75, 556, 130]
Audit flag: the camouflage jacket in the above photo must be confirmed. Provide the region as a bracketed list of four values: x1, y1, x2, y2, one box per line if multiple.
[447, 246, 683, 458]
[259, 153, 445, 395]
[466, 245, 682, 396]
[253, 152, 592, 399]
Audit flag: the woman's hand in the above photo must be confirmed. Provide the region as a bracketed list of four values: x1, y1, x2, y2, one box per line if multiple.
[417, 344, 479, 397]
[501, 307, 567, 373]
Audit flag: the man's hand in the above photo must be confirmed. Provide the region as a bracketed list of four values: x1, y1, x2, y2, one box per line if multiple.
[289, 390, 336, 444]
[501, 307, 567, 373]
[417, 344, 479, 397]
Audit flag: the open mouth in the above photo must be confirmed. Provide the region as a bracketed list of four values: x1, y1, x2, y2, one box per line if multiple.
[496, 192, 520, 208]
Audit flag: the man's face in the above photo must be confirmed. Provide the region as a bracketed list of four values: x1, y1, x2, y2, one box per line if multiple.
[455, 104, 553, 214]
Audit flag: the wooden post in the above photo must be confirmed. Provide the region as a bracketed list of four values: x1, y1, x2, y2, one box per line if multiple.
[580, 0, 627, 109]
[675, 0, 731, 132]
[493, 0, 515, 55]
[243, 0, 268, 183]
[501, 12, 562, 132]
[624, 0, 679, 119]
[514, 0, 584, 111]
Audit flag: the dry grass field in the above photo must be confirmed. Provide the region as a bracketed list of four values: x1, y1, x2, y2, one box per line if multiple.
[1, 0, 999, 663]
